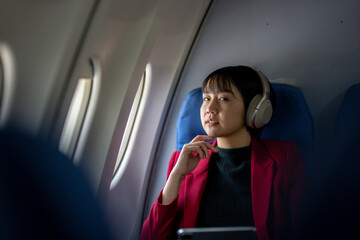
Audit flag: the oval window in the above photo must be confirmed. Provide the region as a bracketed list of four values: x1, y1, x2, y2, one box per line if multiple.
[113, 72, 145, 175]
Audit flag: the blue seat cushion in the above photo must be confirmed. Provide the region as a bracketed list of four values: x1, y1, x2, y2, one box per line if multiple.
[176, 88, 207, 151]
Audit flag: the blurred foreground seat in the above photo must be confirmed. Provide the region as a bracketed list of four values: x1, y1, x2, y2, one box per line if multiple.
[0, 128, 114, 240]
[298, 83, 360, 240]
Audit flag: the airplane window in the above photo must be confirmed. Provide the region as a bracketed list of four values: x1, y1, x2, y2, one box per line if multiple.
[113, 72, 145, 176]
[0, 43, 15, 128]
[0, 59, 3, 114]
[59, 78, 92, 159]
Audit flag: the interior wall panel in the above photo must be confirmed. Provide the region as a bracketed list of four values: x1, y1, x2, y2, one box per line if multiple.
[0, 0, 97, 136]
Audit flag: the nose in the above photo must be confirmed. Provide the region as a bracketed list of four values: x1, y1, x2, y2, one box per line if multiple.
[206, 100, 218, 114]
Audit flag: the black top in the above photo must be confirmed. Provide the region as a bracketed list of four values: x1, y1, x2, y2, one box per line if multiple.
[196, 145, 255, 227]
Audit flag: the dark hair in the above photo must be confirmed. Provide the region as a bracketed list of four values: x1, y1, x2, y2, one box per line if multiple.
[201, 65, 276, 138]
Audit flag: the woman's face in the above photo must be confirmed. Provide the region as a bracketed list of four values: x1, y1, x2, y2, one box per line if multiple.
[200, 81, 249, 141]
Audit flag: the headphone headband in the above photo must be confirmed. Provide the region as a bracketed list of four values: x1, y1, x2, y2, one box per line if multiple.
[257, 70, 271, 99]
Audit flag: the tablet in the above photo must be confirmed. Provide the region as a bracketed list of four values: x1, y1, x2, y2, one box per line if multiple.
[177, 226, 257, 240]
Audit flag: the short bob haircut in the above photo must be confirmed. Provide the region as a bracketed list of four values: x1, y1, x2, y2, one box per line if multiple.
[201, 65, 276, 138]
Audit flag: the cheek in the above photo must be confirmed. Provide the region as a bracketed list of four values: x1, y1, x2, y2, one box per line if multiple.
[200, 108, 206, 123]
[226, 107, 245, 124]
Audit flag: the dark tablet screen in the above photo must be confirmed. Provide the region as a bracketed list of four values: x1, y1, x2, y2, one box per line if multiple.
[177, 226, 257, 240]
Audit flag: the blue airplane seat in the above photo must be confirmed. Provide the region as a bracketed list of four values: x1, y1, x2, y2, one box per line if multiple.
[176, 88, 207, 151]
[334, 83, 360, 163]
[176, 83, 314, 173]
[297, 83, 360, 240]
[261, 83, 314, 172]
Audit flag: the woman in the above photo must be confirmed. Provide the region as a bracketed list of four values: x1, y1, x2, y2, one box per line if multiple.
[141, 66, 309, 240]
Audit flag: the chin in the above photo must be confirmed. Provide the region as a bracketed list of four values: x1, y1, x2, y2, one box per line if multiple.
[204, 131, 217, 138]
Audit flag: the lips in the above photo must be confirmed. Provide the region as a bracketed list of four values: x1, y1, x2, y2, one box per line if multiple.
[206, 119, 219, 126]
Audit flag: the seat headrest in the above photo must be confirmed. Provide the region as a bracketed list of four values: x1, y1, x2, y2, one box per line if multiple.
[176, 88, 207, 151]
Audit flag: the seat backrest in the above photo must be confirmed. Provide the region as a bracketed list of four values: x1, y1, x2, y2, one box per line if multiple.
[298, 83, 360, 240]
[261, 83, 314, 171]
[334, 83, 360, 163]
[176, 83, 314, 171]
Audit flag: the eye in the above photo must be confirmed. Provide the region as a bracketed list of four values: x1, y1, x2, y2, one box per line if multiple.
[219, 97, 228, 101]
[203, 97, 210, 102]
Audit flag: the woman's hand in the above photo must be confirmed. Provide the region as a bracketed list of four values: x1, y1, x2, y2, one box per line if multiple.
[161, 135, 218, 204]
[171, 135, 219, 178]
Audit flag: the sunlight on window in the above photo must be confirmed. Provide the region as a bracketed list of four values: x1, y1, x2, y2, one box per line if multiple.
[59, 78, 92, 158]
[113, 72, 146, 175]
[0, 60, 3, 113]
[0, 43, 15, 128]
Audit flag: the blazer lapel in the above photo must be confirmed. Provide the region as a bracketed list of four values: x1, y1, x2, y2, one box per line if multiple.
[183, 141, 216, 227]
[251, 138, 274, 240]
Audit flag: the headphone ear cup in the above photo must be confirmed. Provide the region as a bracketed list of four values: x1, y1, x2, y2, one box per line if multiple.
[254, 98, 273, 128]
[246, 95, 273, 129]
[246, 94, 262, 128]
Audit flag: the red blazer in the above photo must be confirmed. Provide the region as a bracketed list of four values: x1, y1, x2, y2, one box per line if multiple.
[141, 138, 309, 240]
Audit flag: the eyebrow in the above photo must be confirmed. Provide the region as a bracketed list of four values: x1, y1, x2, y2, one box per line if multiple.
[202, 89, 235, 97]
[202, 88, 234, 95]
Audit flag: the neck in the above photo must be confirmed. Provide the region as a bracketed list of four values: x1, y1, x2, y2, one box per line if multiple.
[216, 129, 251, 149]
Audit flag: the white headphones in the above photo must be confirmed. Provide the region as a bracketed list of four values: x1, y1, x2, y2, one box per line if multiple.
[245, 69, 273, 129]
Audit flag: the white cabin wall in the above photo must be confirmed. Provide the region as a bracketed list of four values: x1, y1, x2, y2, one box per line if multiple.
[0, 0, 97, 136]
[62, 0, 168, 194]
[146, 0, 360, 221]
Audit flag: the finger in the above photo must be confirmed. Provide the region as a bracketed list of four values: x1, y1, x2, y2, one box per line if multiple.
[197, 141, 219, 158]
[194, 141, 217, 159]
[198, 142, 209, 159]
[183, 144, 205, 159]
[186, 141, 217, 159]
[203, 142, 219, 153]
[190, 135, 215, 143]
[192, 146, 205, 159]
